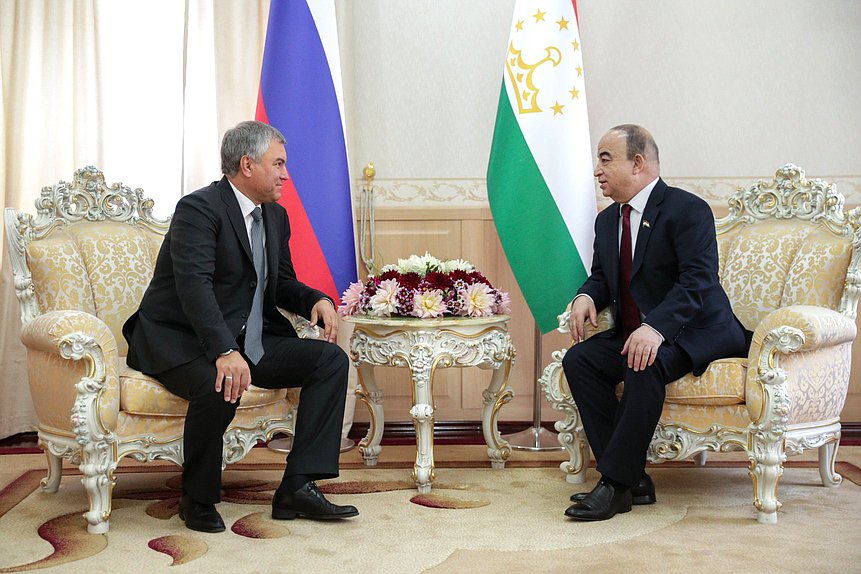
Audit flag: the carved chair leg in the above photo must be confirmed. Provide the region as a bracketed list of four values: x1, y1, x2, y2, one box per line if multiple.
[41, 449, 63, 493]
[692, 451, 709, 466]
[79, 442, 117, 534]
[556, 418, 589, 484]
[818, 440, 843, 487]
[748, 435, 785, 525]
[539, 350, 589, 484]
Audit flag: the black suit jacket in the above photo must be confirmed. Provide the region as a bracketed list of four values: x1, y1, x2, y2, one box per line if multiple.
[578, 178, 749, 375]
[123, 177, 328, 374]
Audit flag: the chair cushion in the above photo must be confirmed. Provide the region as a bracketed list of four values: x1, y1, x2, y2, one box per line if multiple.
[666, 358, 747, 405]
[120, 363, 288, 415]
[616, 357, 747, 406]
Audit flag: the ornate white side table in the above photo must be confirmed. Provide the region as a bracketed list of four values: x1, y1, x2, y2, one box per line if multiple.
[345, 315, 516, 493]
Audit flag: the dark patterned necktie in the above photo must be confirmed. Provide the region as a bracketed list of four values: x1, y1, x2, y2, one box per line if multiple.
[619, 204, 641, 339]
[245, 207, 265, 364]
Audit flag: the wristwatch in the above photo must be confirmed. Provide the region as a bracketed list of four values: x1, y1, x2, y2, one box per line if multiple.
[219, 349, 237, 357]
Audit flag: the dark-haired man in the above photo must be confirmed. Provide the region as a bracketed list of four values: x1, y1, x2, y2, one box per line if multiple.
[562, 125, 750, 521]
[124, 120, 358, 532]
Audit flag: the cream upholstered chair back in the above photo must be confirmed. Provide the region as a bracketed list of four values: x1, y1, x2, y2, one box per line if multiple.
[6, 166, 169, 358]
[716, 165, 859, 331]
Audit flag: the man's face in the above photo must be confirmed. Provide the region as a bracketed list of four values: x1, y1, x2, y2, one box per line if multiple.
[246, 140, 288, 204]
[593, 131, 636, 203]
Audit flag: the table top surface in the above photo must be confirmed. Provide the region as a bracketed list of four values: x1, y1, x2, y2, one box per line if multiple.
[343, 314, 511, 328]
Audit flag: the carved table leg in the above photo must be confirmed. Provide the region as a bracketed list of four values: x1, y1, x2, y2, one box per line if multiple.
[356, 364, 384, 466]
[410, 363, 435, 493]
[482, 359, 514, 469]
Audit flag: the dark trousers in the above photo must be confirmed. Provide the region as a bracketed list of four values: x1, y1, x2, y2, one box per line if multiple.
[156, 333, 349, 504]
[561, 332, 692, 487]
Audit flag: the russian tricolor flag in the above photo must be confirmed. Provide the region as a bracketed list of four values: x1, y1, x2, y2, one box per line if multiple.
[256, 0, 356, 305]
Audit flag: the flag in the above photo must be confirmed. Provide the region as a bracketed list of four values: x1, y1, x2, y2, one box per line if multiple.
[256, 0, 355, 304]
[487, 0, 596, 333]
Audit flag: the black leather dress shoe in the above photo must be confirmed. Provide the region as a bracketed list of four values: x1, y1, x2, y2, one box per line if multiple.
[272, 481, 359, 520]
[570, 473, 656, 505]
[565, 480, 632, 521]
[178, 494, 226, 533]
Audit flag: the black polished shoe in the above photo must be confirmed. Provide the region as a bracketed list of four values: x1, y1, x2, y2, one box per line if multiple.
[565, 479, 632, 521]
[178, 494, 226, 533]
[272, 481, 359, 520]
[570, 473, 656, 505]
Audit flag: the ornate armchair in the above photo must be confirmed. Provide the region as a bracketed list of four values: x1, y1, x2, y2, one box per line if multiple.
[540, 165, 860, 524]
[4, 167, 313, 533]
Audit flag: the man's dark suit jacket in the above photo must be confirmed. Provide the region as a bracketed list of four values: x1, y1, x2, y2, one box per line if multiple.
[123, 177, 328, 374]
[577, 178, 749, 376]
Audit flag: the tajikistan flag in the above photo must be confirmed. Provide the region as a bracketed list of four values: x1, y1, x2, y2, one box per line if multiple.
[487, 0, 596, 334]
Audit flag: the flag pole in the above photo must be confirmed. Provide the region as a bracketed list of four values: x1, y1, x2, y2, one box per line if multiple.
[503, 322, 563, 451]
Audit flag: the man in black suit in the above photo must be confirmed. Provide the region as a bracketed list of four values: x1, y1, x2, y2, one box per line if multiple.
[562, 125, 750, 521]
[123, 120, 358, 532]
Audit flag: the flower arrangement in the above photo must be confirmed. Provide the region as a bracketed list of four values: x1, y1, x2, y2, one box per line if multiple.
[339, 253, 512, 319]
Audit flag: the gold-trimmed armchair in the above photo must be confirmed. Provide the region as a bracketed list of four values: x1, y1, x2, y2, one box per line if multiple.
[540, 164, 860, 524]
[4, 167, 314, 533]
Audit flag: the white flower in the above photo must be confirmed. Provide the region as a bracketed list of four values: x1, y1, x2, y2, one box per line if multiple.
[412, 289, 447, 318]
[440, 258, 474, 273]
[392, 252, 443, 275]
[461, 283, 495, 317]
[369, 279, 400, 316]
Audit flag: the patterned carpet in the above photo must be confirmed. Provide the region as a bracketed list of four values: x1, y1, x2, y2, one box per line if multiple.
[1, 455, 860, 573]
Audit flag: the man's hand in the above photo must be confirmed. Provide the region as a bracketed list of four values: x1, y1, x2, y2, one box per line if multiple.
[310, 298, 339, 343]
[621, 325, 663, 372]
[568, 296, 598, 343]
[215, 352, 251, 403]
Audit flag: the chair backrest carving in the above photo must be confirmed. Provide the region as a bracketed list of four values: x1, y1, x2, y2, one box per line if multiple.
[4, 167, 170, 354]
[716, 164, 861, 330]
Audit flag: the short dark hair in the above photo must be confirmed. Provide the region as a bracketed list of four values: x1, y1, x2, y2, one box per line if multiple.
[610, 124, 659, 163]
[221, 121, 286, 175]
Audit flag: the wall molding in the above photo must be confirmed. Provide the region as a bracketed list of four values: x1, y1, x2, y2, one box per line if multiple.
[355, 175, 861, 208]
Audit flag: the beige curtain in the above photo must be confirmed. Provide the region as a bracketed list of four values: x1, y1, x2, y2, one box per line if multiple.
[0, 0, 272, 439]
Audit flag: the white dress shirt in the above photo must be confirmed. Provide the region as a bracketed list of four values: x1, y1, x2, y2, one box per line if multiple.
[228, 180, 268, 281]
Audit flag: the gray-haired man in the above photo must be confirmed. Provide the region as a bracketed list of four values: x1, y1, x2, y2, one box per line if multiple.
[123, 120, 358, 532]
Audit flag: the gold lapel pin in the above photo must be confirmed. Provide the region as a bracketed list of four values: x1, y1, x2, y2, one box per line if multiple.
[642, 220, 651, 228]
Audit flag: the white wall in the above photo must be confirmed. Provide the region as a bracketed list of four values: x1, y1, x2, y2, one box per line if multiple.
[344, 0, 861, 197]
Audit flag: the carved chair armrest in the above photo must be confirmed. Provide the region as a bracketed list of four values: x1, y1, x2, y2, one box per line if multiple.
[545, 305, 615, 406]
[750, 305, 856, 355]
[557, 305, 615, 339]
[20, 310, 120, 434]
[277, 308, 321, 340]
[746, 305, 857, 426]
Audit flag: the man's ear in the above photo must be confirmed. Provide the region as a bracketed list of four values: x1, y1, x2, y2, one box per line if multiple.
[631, 153, 646, 174]
[239, 155, 253, 177]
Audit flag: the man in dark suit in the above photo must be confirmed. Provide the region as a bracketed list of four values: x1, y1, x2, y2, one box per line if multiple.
[562, 124, 750, 521]
[123, 120, 358, 533]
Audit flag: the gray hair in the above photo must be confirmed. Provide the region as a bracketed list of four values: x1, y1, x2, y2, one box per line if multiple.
[221, 120, 286, 175]
[610, 124, 660, 164]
